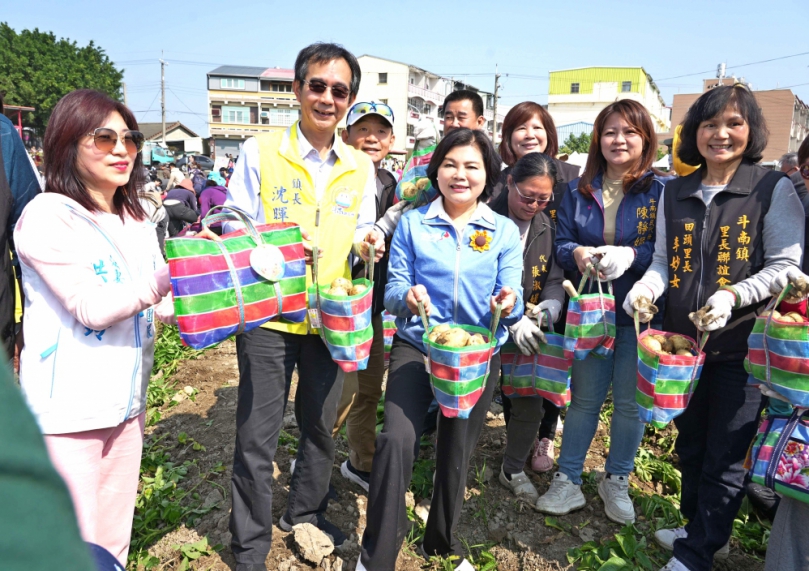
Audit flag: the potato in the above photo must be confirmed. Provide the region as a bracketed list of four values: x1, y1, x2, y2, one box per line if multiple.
[662, 338, 675, 354]
[428, 323, 451, 343]
[467, 333, 487, 346]
[349, 284, 368, 296]
[400, 182, 418, 200]
[416, 178, 430, 191]
[785, 312, 805, 323]
[650, 334, 667, 345]
[669, 335, 692, 352]
[675, 349, 693, 356]
[643, 337, 663, 353]
[330, 277, 353, 291]
[436, 328, 471, 348]
[328, 286, 348, 297]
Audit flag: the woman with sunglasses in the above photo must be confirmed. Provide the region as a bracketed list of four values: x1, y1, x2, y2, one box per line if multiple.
[488, 152, 565, 500]
[14, 89, 177, 564]
[536, 99, 668, 524]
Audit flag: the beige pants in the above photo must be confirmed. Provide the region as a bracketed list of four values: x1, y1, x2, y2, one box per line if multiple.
[333, 312, 386, 472]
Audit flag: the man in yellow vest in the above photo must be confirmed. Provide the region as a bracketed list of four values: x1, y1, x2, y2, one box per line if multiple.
[222, 43, 384, 571]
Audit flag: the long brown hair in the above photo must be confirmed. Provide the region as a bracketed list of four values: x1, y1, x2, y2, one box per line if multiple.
[499, 101, 559, 166]
[578, 99, 658, 197]
[44, 89, 146, 221]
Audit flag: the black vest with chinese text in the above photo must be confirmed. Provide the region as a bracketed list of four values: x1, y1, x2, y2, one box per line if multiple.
[663, 161, 784, 362]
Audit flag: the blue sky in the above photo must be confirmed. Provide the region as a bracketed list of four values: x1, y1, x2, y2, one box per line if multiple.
[6, 0, 809, 137]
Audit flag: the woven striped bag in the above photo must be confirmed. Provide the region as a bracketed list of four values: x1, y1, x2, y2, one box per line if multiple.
[746, 286, 809, 407]
[307, 246, 375, 373]
[564, 270, 616, 360]
[166, 207, 306, 349]
[634, 314, 707, 429]
[382, 310, 397, 369]
[500, 310, 573, 407]
[419, 303, 500, 419]
[745, 409, 809, 504]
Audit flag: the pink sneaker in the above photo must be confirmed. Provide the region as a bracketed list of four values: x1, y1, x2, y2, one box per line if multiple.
[529, 438, 555, 472]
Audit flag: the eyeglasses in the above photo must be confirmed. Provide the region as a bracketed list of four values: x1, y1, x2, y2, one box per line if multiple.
[510, 180, 554, 206]
[86, 128, 144, 154]
[348, 102, 395, 121]
[302, 79, 351, 100]
[801, 164, 809, 180]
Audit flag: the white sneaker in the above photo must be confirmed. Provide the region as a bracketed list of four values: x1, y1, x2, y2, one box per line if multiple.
[654, 527, 729, 560]
[455, 559, 475, 571]
[534, 472, 586, 515]
[556, 418, 564, 434]
[598, 473, 635, 524]
[659, 557, 689, 571]
[499, 465, 539, 503]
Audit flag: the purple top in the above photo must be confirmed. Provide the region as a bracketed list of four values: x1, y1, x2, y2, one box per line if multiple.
[199, 186, 228, 226]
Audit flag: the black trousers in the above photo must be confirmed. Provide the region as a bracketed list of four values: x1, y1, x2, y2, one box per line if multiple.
[502, 386, 560, 440]
[359, 336, 501, 570]
[229, 327, 344, 564]
[672, 360, 763, 571]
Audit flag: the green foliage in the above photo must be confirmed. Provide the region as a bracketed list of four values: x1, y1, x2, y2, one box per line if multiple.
[567, 524, 662, 571]
[146, 325, 203, 426]
[461, 539, 498, 571]
[636, 494, 684, 532]
[560, 132, 592, 155]
[634, 448, 682, 495]
[732, 497, 771, 556]
[410, 457, 435, 499]
[172, 536, 221, 570]
[0, 22, 123, 133]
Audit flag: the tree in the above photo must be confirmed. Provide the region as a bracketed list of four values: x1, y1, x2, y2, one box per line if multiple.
[0, 23, 122, 134]
[559, 132, 592, 155]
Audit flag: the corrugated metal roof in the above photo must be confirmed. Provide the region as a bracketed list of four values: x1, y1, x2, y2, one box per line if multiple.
[208, 65, 272, 77]
[138, 121, 199, 140]
[260, 68, 294, 80]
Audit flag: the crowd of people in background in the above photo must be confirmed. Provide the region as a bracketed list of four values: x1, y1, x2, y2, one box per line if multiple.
[4, 40, 809, 571]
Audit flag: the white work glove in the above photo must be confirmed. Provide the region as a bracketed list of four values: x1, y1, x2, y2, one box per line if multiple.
[509, 315, 546, 355]
[591, 246, 636, 281]
[622, 283, 658, 323]
[691, 290, 735, 332]
[770, 266, 809, 303]
[759, 383, 792, 404]
[528, 299, 562, 327]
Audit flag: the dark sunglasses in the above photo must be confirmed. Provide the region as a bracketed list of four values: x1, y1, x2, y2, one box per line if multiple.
[801, 164, 809, 180]
[510, 180, 553, 206]
[302, 79, 350, 100]
[87, 128, 145, 154]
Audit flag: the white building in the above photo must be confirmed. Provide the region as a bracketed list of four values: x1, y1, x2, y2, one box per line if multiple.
[547, 67, 671, 134]
[344, 55, 505, 152]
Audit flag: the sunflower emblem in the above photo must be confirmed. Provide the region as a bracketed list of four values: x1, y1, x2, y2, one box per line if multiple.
[470, 230, 492, 253]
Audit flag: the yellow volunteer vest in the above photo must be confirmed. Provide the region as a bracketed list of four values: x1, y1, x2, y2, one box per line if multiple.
[257, 122, 373, 335]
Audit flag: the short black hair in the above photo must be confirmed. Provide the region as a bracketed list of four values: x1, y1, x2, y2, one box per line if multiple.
[511, 152, 558, 186]
[427, 128, 501, 203]
[677, 84, 769, 167]
[798, 135, 809, 166]
[294, 42, 361, 97]
[205, 179, 217, 187]
[443, 90, 484, 118]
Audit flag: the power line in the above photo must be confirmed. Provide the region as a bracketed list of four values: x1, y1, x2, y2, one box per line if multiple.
[656, 50, 809, 81]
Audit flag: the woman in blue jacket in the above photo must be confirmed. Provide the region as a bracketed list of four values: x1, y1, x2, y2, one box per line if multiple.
[358, 128, 523, 571]
[536, 99, 668, 524]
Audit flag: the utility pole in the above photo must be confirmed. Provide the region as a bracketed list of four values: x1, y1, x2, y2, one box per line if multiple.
[492, 65, 501, 143]
[123, 82, 127, 107]
[160, 52, 167, 145]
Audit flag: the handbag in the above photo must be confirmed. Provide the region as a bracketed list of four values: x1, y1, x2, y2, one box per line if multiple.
[634, 313, 707, 428]
[419, 302, 501, 419]
[500, 309, 573, 407]
[564, 268, 616, 360]
[165, 206, 306, 349]
[746, 285, 809, 407]
[746, 408, 809, 504]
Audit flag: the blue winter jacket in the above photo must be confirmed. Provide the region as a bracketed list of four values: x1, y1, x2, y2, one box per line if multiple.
[555, 171, 668, 327]
[385, 198, 524, 352]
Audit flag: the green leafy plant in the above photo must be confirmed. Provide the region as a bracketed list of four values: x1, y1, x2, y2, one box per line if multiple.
[173, 536, 221, 570]
[461, 539, 498, 571]
[732, 497, 771, 556]
[634, 448, 682, 495]
[636, 494, 684, 532]
[410, 457, 435, 499]
[567, 524, 662, 571]
[146, 325, 204, 426]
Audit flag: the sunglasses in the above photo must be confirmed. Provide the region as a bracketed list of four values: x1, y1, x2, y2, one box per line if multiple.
[510, 180, 554, 206]
[86, 128, 145, 154]
[801, 164, 809, 180]
[302, 79, 351, 100]
[349, 101, 395, 120]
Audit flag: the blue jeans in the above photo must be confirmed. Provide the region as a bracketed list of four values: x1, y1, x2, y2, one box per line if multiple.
[557, 325, 644, 485]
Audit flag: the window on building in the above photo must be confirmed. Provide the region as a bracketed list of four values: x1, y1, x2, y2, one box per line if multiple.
[410, 77, 415, 84]
[380, 98, 388, 105]
[272, 82, 292, 93]
[211, 106, 222, 123]
[424, 103, 432, 115]
[570, 83, 580, 94]
[221, 78, 245, 90]
[407, 124, 415, 136]
[408, 97, 424, 113]
[222, 105, 252, 124]
[379, 72, 388, 84]
[622, 81, 632, 92]
[260, 80, 271, 91]
[268, 108, 299, 127]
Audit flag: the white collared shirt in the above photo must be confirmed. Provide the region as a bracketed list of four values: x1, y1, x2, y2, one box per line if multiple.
[424, 196, 497, 227]
[223, 123, 377, 240]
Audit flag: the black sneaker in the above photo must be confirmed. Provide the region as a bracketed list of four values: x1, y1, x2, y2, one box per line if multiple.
[235, 565, 267, 571]
[341, 459, 371, 492]
[279, 513, 346, 546]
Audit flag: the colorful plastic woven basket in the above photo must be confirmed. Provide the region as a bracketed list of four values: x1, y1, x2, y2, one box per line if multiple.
[746, 410, 809, 505]
[564, 272, 616, 360]
[382, 310, 397, 369]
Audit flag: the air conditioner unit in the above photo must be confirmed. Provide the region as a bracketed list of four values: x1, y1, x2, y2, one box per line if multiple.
[260, 111, 269, 118]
